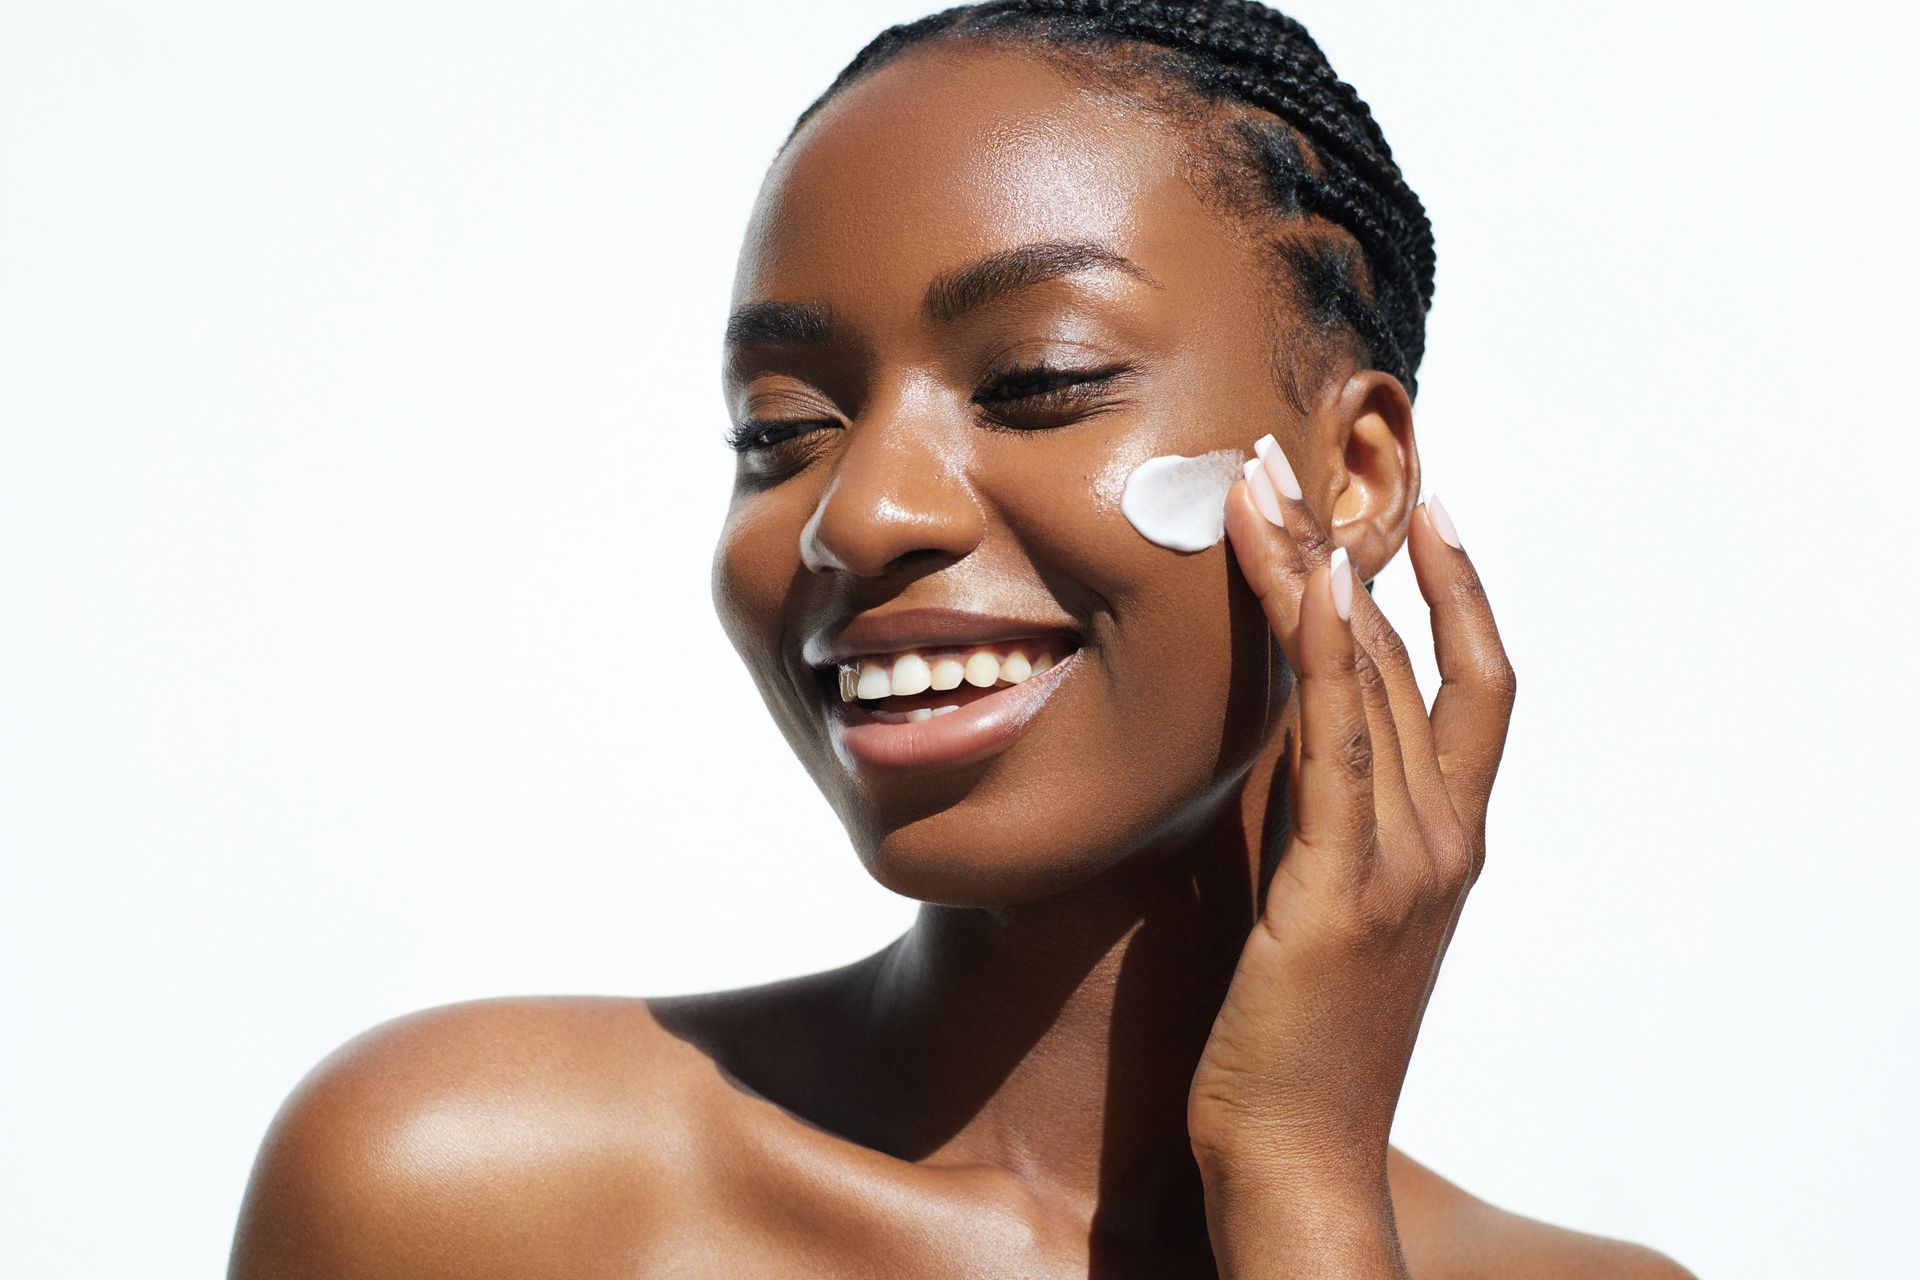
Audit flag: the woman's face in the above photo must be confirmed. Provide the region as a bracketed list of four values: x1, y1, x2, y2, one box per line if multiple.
[714, 45, 1308, 907]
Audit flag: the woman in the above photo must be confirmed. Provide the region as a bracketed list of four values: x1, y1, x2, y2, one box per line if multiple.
[230, 2, 1692, 1275]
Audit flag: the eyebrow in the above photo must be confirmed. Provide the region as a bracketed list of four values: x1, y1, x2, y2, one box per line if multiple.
[922, 239, 1161, 323]
[722, 239, 1160, 348]
[724, 299, 836, 348]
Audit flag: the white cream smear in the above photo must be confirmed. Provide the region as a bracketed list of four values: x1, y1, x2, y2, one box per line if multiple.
[1119, 449, 1247, 552]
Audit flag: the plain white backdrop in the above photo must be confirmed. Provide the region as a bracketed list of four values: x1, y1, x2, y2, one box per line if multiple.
[3, 1, 1915, 1275]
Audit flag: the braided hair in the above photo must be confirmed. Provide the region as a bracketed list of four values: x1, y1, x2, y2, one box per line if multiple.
[785, 0, 1436, 401]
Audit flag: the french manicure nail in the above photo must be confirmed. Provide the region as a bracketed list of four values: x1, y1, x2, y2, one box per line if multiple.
[1254, 434, 1303, 501]
[1329, 546, 1353, 621]
[1425, 491, 1462, 549]
[1242, 459, 1286, 528]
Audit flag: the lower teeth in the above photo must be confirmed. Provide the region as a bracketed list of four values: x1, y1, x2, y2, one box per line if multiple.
[870, 704, 961, 725]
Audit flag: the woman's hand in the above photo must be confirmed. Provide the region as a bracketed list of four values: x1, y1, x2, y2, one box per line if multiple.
[1187, 438, 1517, 1278]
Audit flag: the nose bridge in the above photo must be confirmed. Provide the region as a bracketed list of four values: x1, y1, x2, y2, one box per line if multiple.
[798, 379, 984, 577]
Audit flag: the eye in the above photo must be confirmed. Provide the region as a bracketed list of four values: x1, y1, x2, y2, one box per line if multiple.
[973, 361, 1133, 427]
[724, 360, 1135, 455]
[724, 418, 835, 454]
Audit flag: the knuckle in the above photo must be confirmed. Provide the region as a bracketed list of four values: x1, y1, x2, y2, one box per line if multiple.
[1489, 659, 1518, 702]
[1343, 884, 1415, 948]
[1476, 657, 1518, 707]
[1293, 520, 1332, 559]
[1354, 651, 1387, 697]
[1447, 571, 1491, 610]
[1338, 724, 1374, 778]
[1369, 623, 1412, 672]
[1432, 835, 1474, 892]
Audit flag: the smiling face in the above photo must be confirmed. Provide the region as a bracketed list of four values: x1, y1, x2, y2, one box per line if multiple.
[714, 44, 1339, 907]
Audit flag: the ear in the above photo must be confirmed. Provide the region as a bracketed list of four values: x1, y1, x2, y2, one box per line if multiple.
[1316, 370, 1419, 583]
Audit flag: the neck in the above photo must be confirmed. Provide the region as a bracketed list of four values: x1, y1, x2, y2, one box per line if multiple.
[858, 746, 1286, 1248]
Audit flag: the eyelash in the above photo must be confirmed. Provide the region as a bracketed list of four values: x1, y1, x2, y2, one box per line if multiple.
[725, 362, 1128, 454]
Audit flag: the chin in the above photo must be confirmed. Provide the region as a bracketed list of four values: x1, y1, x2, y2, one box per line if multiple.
[854, 817, 1123, 908]
[825, 742, 1255, 910]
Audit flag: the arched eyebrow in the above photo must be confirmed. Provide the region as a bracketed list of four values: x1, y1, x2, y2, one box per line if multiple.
[922, 239, 1161, 323]
[723, 239, 1160, 349]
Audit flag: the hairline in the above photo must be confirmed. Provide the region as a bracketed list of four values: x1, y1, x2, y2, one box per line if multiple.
[783, 34, 1375, 418]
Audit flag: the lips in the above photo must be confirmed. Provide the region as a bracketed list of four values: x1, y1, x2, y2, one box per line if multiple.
[803, 610, 1085, 771]
[833, 637, 1074, 706]
[827, 645, 1085, 771]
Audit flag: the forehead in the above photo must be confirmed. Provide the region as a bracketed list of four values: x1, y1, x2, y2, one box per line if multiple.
[734, 44, 1248, 306]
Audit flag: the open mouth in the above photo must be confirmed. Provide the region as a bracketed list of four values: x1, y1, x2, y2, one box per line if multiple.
[817, 636, 1084, 769]
[831, 636, 1078, 722]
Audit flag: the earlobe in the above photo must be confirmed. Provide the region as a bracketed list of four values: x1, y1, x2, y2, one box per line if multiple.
[1324, 370, 1419, 580]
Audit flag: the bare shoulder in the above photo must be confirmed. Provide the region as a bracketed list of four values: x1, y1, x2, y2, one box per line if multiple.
[1388, 1148, 1696, 1280]
[228, 996, 715, 1280]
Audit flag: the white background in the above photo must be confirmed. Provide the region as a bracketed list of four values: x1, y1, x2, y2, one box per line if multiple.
[3, 2, 1915, 1275]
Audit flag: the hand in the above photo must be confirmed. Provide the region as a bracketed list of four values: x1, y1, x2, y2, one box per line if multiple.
[1186, 440, 1516, 1271]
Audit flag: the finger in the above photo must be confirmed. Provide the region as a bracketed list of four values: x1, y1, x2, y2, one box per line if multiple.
[1350, 639, 1422, 868]
[1347, 584, 1449, 822]
[1252, 435, 1449, 816]
[1229, 479, 1419, 885]
[1223, 466, 1308, 650]
[1222, 436, 1337, 656]
[1283, 548, 1379, 889]
[1408, 493, 1517, 849]
[1248, 437, 1447, 828]
[1227, 477, 1417, 894]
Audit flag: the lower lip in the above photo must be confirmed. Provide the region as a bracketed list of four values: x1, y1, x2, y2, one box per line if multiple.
[827, 650, 1084, 772]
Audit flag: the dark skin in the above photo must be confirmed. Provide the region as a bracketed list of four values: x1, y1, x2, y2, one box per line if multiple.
[230, 45, 1692, 1279]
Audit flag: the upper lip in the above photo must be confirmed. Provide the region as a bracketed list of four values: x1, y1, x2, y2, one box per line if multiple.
[802, 606, 1082, 668]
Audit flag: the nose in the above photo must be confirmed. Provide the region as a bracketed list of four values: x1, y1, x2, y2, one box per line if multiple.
[798, 392, 986, 578]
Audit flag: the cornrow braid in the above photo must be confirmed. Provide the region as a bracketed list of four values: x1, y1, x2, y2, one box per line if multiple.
[786, 0, 1436, 398]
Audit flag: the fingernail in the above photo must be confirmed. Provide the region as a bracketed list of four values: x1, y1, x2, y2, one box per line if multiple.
[1242, 459, 1286, 528]
[1254, 434, 1303, 501]
[1424, 491, 1462, 549]
[1329, 545, 1353, 621]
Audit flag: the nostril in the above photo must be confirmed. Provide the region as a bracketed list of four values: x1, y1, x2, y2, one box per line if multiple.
[792, 419, 989, 577]
[797, 501, 852, 574]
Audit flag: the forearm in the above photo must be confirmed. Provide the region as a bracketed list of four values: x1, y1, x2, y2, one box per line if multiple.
[1199, 1162, 1410, 1280]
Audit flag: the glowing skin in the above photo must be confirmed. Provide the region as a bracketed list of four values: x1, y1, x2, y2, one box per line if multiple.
[1118, 449, 1248, 551]
[224, 42, 1675, 1280]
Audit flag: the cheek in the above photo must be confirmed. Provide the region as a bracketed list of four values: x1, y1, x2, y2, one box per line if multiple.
[711, 489, 800, 669]
[713, 488, 851, 790]
[985, 428, 1277, 793]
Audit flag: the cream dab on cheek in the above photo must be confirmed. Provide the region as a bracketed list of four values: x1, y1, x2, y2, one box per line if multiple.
[1118, 449, 1248, 552]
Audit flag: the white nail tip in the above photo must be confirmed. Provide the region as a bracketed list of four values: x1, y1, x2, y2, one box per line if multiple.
[1256, 436, 1303, 501]
[1424, 491, 1462, 549]
[1329, 546, 1353, 621]
[1242, 458, 1285, 527]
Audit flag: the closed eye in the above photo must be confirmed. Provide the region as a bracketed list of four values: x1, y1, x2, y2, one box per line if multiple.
[725, 417, 832, 453]
[724, 361, 1135, 455]
[973, 361, 1133, 427]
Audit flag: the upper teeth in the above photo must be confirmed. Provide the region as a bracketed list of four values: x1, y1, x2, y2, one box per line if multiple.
[837, 646, 1059, 702]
